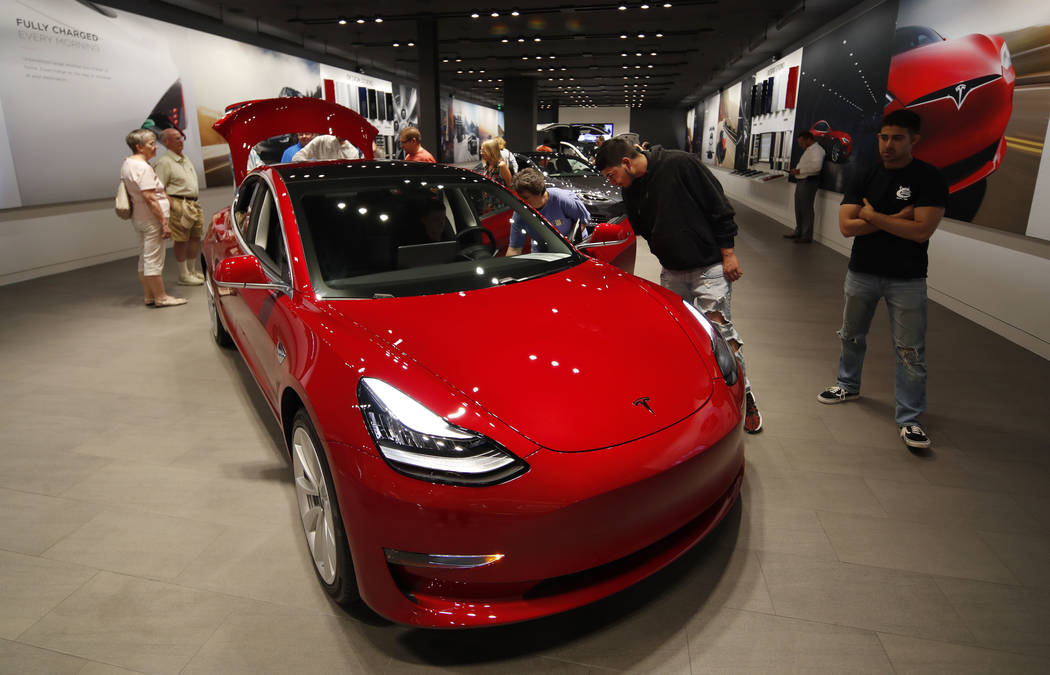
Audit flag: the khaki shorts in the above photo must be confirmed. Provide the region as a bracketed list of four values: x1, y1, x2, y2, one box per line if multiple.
[167, 195, 204, 242]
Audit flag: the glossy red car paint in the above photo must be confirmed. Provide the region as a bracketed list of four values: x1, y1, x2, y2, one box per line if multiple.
[202, 98, 744, 628]
[809, 120, 853, 163]
[885, 29, 1015, 193]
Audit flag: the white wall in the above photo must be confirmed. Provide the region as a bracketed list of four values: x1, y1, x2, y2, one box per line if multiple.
[0, 187, 232, 285]
[717, 170, 1050, 359]
[558, 106, 630, 137]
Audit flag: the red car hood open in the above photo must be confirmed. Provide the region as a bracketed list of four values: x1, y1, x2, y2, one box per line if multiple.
[324, 262, 715, 452]
[888, 34, 1002, 105]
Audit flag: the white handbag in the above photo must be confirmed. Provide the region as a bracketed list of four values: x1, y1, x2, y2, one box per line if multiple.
[115, 180, 132, 220]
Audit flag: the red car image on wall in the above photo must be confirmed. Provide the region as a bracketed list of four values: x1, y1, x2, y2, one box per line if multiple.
[809, 120, 854, 163]
[884, 26, 1016, 199]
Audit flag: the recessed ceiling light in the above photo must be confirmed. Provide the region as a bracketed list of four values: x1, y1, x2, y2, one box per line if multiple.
[392, 42, 399, 47]
[338, 18, 347, 25]
[620, 34, 627, 39]
[491, 11, 500, 17]
[471, 12, 480, 19]
[511, 10, 520, 16]
[534, 37, 542, 42]
[374, 17, 383, 23]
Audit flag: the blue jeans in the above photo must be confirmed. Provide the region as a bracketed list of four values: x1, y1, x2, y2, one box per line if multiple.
[661, 263, 751, 393]
[836, 270, 927, 425]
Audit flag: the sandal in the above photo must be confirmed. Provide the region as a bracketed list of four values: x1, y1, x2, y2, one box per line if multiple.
[144, 298, 155, 306]
[152, 296, 187, 308]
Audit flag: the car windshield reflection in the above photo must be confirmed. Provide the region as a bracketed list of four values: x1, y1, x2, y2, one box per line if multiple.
[287, 175, 583, 298]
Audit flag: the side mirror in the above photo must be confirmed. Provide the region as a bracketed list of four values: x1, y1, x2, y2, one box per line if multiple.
[577, 221, 631, 250]
[213, 255, 289, 292]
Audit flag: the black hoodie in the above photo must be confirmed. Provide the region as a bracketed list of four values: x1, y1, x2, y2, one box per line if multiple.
[621, 146, 738, 270]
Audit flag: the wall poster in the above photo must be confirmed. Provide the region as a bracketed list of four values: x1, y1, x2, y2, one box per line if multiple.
[716, 82, 742, 170]
[895, 0, 1050, 238]
[700, 94, 721, 166]
[445, 98, 505, 163]
[791, 1, 897, 194]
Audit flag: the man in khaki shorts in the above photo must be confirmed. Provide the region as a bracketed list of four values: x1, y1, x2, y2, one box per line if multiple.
[155, 128, 204, 285]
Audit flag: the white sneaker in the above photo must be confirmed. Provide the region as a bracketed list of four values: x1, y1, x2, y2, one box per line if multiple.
[178, 273, 203, 286]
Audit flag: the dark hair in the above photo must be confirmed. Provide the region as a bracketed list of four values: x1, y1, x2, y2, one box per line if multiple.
[510, 167, 546, 196]
[798, 131, 814, 141]
[881, 109, 921, 135]
[594, 138, 641, 171]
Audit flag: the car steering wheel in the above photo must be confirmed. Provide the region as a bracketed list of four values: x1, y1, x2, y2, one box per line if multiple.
[455, 226, 497, 260]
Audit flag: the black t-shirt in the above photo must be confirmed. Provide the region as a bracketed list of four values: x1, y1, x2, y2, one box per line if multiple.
[841, 158, 948, 278]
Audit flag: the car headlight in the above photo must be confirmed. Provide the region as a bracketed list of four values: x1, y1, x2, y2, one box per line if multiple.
[1000, 42, 1012, 71]
[682, 301, 739, 386]
[357, 378, 528, 486]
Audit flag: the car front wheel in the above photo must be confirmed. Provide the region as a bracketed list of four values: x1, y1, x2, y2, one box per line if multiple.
[290, 409, 359, 606]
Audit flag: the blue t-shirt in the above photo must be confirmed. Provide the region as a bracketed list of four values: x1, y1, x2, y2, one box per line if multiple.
[280, 143, 303, 164]
[509, 187, 590, 248]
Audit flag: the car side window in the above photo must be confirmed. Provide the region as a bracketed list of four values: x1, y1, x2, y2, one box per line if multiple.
[244, 185, 289, 281]
[233, 179, 259, 236]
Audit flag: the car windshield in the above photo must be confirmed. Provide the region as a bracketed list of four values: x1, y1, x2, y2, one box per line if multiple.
[287, 174, 583, 299]
[893, 26, 944, 55]
[526, 154, 598, 178]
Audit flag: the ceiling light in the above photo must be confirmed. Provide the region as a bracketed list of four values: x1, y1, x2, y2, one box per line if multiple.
[518, 37, 525, 42]
[491, 11, 500, 17]
[534, 37, 542, 42]
[511, 9, 520, 16]
[392, 42, 399, 47]
[650, 51, 657, 56]
[501, 38, 509, 42]
[471, 12, 480, 18]
[641, 3, 650, 7]
[442, 58, 449, 63]
[618, 4, 627, 9]
[374, 16, 383, 23]
[656, 32, 663, 37]
[338, 18, 347, 25]
[663, 2, 672, 7]
[637, 33, 645, 38]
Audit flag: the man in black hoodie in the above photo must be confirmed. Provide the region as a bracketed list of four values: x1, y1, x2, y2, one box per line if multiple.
[596, 139, 762, 434]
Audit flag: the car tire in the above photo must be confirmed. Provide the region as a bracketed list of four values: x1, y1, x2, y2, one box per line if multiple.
[290, 408, 359, 607]
[204, 266, 234, 347]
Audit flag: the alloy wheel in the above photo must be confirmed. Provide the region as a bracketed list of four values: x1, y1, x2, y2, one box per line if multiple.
[292, 425, 338, 584]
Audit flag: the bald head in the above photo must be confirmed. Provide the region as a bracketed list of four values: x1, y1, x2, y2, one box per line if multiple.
[160, 128, 185, 155]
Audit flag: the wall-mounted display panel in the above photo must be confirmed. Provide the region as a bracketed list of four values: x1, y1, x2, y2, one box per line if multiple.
[895, 0, 1050, 238]
[700, 94, 721, 166]
[791, 1, 898, 194]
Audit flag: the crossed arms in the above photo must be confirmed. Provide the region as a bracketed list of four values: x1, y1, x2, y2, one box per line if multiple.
[839, 199, 944, 243]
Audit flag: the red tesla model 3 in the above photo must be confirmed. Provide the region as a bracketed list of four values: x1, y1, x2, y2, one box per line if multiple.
[201, 98, 745, 628]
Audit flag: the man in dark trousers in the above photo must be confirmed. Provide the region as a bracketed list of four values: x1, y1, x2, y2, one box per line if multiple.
[786, 131, 825, 243]
[595, 138, 763, 434]
[818, 109, 948, 450]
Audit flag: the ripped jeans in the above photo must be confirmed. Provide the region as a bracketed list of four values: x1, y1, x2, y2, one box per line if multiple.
[661, 263, 751, 392]
[836, 270, 927, 425]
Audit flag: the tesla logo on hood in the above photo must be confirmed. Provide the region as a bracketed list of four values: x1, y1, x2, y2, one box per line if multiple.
[908, 74, 1001, 110]
[633, 396, 655, 415]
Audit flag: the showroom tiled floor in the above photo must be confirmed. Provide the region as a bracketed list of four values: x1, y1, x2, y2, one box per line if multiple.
[1, 201, 1049, 674]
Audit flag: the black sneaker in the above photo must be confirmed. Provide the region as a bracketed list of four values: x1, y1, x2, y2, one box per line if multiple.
[900, 424, 931, 449]
[744, 390, 763, 434]
[817, 386, 860, 405]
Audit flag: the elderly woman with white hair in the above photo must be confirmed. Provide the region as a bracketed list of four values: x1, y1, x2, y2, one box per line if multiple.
[121, 129, 186, 307]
